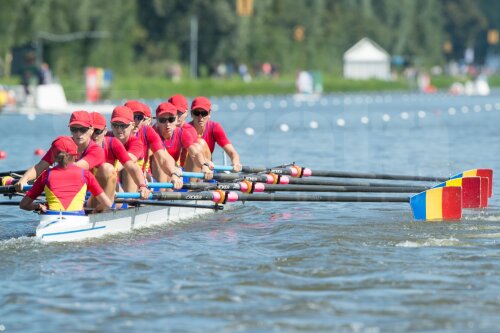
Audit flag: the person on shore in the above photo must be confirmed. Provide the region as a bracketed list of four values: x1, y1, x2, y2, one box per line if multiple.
[15, 110, 104, 192]
[90, 112, 150, 202]
[188, 96, 242, 171]
[20, 136, 112, 213]
[125, 100, 183, 189]
[153, 102, 213, 180]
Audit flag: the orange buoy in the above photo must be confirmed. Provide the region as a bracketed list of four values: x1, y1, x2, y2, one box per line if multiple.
[34, 148, 45, 156]
[0, 150, 6, 159]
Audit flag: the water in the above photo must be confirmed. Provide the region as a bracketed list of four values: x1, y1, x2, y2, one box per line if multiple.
[1, 91, 500, 332]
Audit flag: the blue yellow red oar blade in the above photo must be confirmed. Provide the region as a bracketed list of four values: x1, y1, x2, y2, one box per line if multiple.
[450, 169, 493, 197]
[409, 187, 462, 221]
[433, 177, 483, 208]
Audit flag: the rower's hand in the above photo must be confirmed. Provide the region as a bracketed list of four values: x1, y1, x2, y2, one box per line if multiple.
[232, 163, 242, 172]
[171, 174, 183, 190]
[14, 179, 27, 192]
[202, 164, 213, 180]
[138, 186, 151, 200]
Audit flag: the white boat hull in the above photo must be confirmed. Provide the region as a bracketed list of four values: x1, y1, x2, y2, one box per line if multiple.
[36, 202, 213, 242]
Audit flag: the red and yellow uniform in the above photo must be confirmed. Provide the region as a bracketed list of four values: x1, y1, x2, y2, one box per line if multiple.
[26, 164, 104, 212]
[169, 123, 198, 166]
[101, 136, 132, 166]
[188, 119, 231, 154]
[42, 139, 104, 170]
[135, 125, 164, 171]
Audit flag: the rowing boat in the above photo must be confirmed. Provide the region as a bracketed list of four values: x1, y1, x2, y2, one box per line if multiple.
[36, 201, 219, 243]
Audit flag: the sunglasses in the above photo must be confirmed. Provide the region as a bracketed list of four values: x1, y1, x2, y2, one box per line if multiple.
[111, 123, 131, 129]
[158, 116, 177, 124]
[93, 128, 105, 135]
[192, 110, 209, 117]
[70, 127, 90, 134]
[134, 114, 146, 121]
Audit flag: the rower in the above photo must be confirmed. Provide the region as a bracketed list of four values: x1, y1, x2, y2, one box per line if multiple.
[15, 110, 105, 192]
[20, 136, 112, 213]
[168, 94, 211, 169]
[188, 96, 242, 171]
[90, 112, 150, 202]
[154, 102, 213, 180]
[124, 100, 183, 189]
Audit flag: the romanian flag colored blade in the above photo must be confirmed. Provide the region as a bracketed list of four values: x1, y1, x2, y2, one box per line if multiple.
[410, 187, 462, 221]
[450, 169, 493, 198]
[433, 177, 482, 208]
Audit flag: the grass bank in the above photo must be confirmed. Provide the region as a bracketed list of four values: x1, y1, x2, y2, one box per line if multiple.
[2, 74, 499, 102]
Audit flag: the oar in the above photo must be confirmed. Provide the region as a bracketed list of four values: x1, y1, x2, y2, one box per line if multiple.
[114, 199, 224, 211]
[215, 165, 493, 196]
[116, 186, 463, 221]
[0, 170, 27, 178]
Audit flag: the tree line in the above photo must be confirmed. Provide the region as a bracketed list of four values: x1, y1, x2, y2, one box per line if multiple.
[0, 0, 498, 79]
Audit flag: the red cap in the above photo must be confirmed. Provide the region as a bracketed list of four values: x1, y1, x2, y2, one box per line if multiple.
[168, 94, 189, 113]
[90, 112, 107, 130]
[51, 136, 78, 156]
[111, 106, 134, 124]
[68, 110, 92, 127]
[156, 102, 177, 117]
[191, 96, 211, 112]
[124, 100, 152, 117]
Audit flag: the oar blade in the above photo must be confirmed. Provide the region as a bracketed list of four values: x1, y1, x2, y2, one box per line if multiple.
[410, 187, 462, 221]
[433, 177, 482, 209]
[450, 169, 493, 198]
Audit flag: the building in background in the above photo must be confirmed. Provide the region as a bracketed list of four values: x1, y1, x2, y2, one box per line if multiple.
[343, 38, 391, 80]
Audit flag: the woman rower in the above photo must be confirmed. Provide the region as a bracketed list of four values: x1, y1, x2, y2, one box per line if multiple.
[15, 110, 104, 192]
[153, 102, 213, 180]
[89, 112, 150, 202]
[188, 96, 242, 171]
[20, 136, 112, 213]
[124, 100, 183, 189]
[108, 105, 148, 194]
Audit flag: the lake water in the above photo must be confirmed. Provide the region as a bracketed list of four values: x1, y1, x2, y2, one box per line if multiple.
[0, 91, 499, 332]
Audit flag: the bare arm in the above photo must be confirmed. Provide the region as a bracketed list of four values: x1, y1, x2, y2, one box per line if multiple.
[15, 160, 50, 191]
[222, 144, 241, 172]
[153, 149, 183, 189]
[123, 160, 151, 199]
[19, 196, 47, 212]
[95, 192, 113, 212]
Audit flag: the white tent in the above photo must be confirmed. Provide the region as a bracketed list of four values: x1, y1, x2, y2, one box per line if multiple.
[343, 38, 391, 80]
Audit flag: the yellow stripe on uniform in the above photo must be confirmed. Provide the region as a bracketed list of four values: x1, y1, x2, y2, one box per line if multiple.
[426, 187, 443, 220]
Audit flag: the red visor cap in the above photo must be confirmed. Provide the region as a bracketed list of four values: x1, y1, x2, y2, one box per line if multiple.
[90, 112, 107, 130]
[156, 102, 177, 117]
[168, 94, 189, 113]
[68, 110, 92, 127]
[52, 136, 78, 156]
[111, 106, 134, 124]
[125, 100, 152, 118]
[191, 96, 211, 112]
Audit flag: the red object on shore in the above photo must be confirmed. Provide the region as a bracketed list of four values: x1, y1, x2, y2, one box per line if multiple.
[34, 148, 45, 156]
[0, 150, 6, 159]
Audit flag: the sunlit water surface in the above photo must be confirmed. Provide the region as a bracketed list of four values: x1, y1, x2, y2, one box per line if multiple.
[0, 91, 499, 332]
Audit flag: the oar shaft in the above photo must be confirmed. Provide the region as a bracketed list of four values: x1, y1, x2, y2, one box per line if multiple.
[116, 190, 410, 203]
[308, 170, 446, 182]
[227, 192, 411, 203]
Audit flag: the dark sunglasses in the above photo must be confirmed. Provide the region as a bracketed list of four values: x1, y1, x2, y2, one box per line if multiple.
[134, 114, 146, 121]
[192, 110, 209, 117]
[93, 128, 105, 135]
[70, 127, 90, 134]
[158, 116, 177, 124]
[111, 123, 130, 129]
